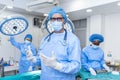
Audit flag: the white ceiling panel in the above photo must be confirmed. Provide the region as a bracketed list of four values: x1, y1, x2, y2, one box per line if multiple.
[0, 0, 120, 20]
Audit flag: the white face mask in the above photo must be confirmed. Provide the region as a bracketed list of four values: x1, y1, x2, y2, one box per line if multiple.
[91, 44, 99, 49]
[51, 21, 63, 31]
[25, 40, 31, 44]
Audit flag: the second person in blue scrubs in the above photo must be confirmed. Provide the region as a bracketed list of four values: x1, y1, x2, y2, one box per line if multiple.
[10, 34, 37, 74]
[81, 34, 110, 76]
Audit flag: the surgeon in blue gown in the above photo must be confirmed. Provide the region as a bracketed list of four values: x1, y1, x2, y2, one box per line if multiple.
[10, 34, 37, 74]
[38, 6, 81, 80]
[81, 34, 110, 76]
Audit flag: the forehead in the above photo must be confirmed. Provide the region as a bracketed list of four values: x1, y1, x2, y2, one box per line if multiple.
[25, 38, 31, 40]
[52, 13, 63, 18]
[93, 40, 100, 43]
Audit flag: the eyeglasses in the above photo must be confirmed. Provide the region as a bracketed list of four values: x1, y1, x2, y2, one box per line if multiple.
[50, 17, 63, 22]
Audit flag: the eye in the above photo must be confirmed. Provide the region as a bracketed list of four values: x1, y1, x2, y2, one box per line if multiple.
[57, 17, 63, 21]
[50, 17, 63, 21]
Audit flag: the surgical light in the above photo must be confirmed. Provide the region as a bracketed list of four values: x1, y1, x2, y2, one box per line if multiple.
[0, 16, 28, 36]
[117, 2, 120, 6]
[86, 9, 93, 13]
[27, 0, 58, 10]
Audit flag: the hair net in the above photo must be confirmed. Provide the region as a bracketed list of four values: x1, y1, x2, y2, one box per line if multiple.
[89, 34, 104, 43]
[48, 6, 67, 22]
[24, 34, 32, 41]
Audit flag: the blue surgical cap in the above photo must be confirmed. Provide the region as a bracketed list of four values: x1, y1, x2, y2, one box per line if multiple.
[24, 34, 32, 41]
[48, 6, 67, 22]
[89, 34, 104, 43]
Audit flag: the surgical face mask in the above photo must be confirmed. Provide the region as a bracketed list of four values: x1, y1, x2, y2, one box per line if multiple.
[25, 40, 31, 44]
[51, 21, 63, 31]
[91, 44, 99, 49]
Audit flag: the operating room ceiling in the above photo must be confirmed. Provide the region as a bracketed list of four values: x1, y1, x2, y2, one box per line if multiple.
[0, 0, 120, 20]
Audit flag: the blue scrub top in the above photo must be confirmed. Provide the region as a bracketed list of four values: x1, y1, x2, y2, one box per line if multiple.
[38, 31, 81, 80]
[81, 46, 105, 71]
[10, 37, 37, 74]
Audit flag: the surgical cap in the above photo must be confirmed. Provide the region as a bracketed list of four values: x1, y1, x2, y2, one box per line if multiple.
[24, 34, 32, 41]
[89, 34, 104, 43]
[48, 6, 67, 22]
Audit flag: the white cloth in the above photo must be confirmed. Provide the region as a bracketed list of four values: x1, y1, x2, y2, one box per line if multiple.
[40, 51, 62, 70]
[89, 68, 96, 76]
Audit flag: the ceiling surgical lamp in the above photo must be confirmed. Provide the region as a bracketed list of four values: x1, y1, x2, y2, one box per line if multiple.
[0, 15, 28, 36]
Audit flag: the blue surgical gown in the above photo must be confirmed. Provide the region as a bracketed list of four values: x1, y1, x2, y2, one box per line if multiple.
[38, 31, 81, 80]
[10, 37, 37, 74]
[81, 46, 105, 71]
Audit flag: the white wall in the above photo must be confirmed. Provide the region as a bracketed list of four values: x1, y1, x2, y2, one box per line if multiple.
[87, 13, 120, 61]
[86, 14, 105, 45]
[0, 11, 45, 62]
[104, 13, 120, 61]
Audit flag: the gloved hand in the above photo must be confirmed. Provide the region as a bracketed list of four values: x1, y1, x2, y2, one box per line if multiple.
[28, 66, 32, 72]
[103, 64, 110, 72]
[27, 56, 37, 63]
[89, 68, 97, 76]
[26, 46, 33, 58]
[26, 46, 37, 63]
[40, 51, 62, 71]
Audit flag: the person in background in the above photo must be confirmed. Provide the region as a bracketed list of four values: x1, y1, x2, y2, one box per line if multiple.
[37, 6, 81, 80]
[81, 34, 110, 76]
[10, 34, 37, 74]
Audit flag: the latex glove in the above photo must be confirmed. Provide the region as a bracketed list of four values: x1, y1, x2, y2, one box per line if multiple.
[26, 46, 35, 62]
[26, 46, 33, 58]
[103, 64, 110, 72]
[28, 66, 32, 72]
[40, 51, 62, 70]
[27, 56, 37, 63]
[89, 68, 96, 76]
